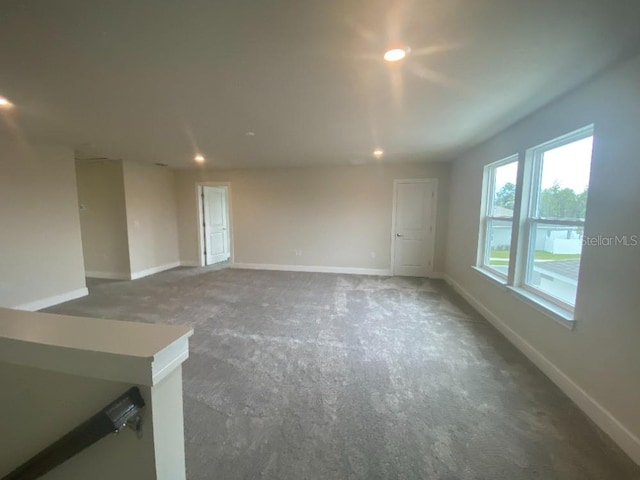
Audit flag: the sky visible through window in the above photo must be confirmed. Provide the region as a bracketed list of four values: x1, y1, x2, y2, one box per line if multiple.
[495, 161, 518, 192]
[541, 136, 593, 192]
[493, 136, 593, 195]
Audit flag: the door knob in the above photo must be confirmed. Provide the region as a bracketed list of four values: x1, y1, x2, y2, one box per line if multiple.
[396, 233, 403, 237]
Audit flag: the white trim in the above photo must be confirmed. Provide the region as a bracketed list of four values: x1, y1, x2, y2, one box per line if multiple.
[390, 179, 438, 277]
[13, 287, 89, 311]
[130, 261, 181, 280]
[151, 337, 191, 386]
[444, 274, 640, 466]
[232, 263, 392, 276]
[506, 286, 575, 330]
[85, 270, 130, 280]
[472, 265, 508, 287]
[0, 308, 193, 386]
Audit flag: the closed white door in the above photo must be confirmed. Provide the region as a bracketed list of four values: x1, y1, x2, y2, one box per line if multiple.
[202, 186, 230, 265]
[393, 180, 436, 277]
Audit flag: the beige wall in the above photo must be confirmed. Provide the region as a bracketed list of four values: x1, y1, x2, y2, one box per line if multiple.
[0, 142, 86, 308]
[0, 363, 187, 479]
[0, 362, 157, 479]
[76, 160, 130, 278]
[123, 163, 180, 275]
[175, 163, 450, 273]
[445, 54, 640, 461]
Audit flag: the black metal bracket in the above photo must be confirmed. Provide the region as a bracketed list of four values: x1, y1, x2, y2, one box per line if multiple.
[124, 412, 144, 439]
[3, 387, 146, 480]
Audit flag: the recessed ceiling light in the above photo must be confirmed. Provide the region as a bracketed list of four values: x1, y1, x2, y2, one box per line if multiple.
[373, 148, 384, 158]
[194, 154, 205, 163]
[0, 96, 14, 109]
[245, 131, 256, 137]
[383, 48, 407, 63]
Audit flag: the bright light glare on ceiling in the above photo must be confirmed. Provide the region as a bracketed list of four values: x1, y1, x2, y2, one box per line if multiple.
[0, 96, 14, 109]
[373, 149, 384, 158]
[383, 48, 407, 62]
[194, 154, 205, 163]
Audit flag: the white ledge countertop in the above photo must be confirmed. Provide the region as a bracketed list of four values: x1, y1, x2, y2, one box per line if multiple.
[0, 308, 193, 386]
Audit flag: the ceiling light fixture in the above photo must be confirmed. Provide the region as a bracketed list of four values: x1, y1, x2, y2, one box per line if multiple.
[194, 154, 205, 163]
[373, 148, 384, 158]
[0, 96, 14, 109]
[383, 48, 407, 63]
[245, 131, 256, 137]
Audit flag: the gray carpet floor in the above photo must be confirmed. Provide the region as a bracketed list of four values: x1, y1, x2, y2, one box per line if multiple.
[45, 267, 640, 479]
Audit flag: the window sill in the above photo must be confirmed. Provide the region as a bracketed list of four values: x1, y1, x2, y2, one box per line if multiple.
[471, 266, 508, 287]
[506, 286, 575, 331]
[471, 266, 575, 331]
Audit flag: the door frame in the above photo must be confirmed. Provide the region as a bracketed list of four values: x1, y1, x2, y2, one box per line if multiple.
[195, 182, 233, 267]
[390, 178, 438, 277]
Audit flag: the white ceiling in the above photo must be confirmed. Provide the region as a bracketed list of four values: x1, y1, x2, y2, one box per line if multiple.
[1, 1, 639, 168]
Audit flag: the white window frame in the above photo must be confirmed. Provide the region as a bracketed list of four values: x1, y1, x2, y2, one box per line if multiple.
[516, 125, 594, 313]
[474, 125, 595, 327]
[477, 154, 519, 280]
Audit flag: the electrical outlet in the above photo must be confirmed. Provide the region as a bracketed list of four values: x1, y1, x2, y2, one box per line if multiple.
[294, 249, 302, 257]
[370, 251, 376, 259]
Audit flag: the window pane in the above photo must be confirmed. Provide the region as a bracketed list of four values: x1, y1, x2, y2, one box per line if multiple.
[485, 219, 512, 276]
[536, 136, 593, 220]
[526, 223, 584, 305]
[490, 161, 518, 217]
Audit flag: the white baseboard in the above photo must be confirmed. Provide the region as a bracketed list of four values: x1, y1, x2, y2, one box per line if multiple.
[130, 261, 181, 280]
[232, 263, 392, 276]
[85, 270, 130, 280]
[14, 287, 89, 312]
[443, 274, 640, 466]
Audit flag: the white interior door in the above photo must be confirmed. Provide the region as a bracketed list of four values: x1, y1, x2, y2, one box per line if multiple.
[202, 186, 230, 265]
[393, 180, 436, 277]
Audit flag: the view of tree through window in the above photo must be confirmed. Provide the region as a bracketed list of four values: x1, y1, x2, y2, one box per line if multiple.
[525, 133, 594, 306]
[494, 182, 516, 211]
[537, 136, 592, 220]
[478, 127, 594, 314]
[494, 181, 589, 219]
[539, 183, 588, 219]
